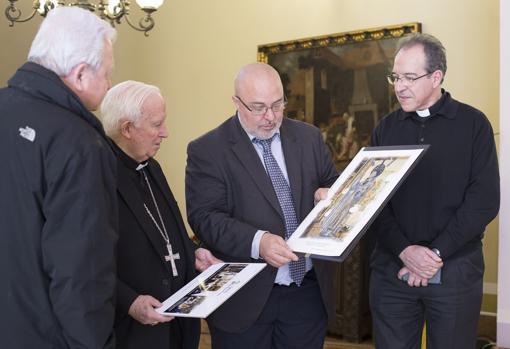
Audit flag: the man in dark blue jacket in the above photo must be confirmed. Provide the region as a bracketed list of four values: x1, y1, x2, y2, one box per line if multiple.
[0, 6, 118, 349]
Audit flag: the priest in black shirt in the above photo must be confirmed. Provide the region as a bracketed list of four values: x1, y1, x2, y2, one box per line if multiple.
[101, 80, 221, 349]
[369, 33, 500, 349]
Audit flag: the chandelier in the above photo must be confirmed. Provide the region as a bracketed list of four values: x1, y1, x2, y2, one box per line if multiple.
[5, 0, 165, 35]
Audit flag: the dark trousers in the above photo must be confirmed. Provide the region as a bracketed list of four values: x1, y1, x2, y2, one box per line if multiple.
[369, 247, 484, 349]
[209, 270, 327, 349]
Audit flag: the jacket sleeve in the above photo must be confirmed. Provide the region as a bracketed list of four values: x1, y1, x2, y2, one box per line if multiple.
[185, 140, 258, 259]
[431, 115, 500, 259]
[116, 278, 139, 317]
[41, 141, 117, 349]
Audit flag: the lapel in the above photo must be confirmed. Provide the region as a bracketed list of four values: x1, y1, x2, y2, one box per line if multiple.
[228, 116, 303, 222]
[280, 119, 303, 219]
[229, 116, 283, 219]
[116, 160, 173, 274]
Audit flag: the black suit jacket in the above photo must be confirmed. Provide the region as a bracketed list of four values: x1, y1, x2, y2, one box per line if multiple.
[115, 156, 200, 349]
[185, 116, 338, 332]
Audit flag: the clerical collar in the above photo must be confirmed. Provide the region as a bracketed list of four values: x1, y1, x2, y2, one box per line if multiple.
[136, 162, 148, 171]
[419, 90, 447, 118]
[416, 109, 430, 117]
[402, 89, 448, 120]
[112, 141, 149, 171]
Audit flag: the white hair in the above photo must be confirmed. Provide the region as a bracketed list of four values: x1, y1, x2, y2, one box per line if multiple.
[28, 6, 117, 77]
[100, 80, 162, 137]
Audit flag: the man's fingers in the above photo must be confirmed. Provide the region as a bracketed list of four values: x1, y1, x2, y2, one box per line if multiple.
[265, 250, 296, 267]
[145, 296, 163, 308]
[151, 313, 174, 323]
[260, 232, 298, 266]
[397, 266, 409, 279]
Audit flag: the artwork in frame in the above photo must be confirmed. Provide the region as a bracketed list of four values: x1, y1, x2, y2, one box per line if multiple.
[286, 145, 429, 262]
[257, 23, 421, 171]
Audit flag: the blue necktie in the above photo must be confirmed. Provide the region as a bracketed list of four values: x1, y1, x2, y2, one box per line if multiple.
[254, 135, 306, 286]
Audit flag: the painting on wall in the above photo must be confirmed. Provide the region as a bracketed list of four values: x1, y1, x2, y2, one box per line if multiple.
[257, 23, 421, 170]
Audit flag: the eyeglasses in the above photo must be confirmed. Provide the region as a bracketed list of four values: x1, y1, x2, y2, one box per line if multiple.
[387, 72, 432, 86]
[235, 95, 287, 116]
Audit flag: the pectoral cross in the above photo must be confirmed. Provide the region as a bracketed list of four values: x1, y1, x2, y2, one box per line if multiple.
[164, 243, 180, 277]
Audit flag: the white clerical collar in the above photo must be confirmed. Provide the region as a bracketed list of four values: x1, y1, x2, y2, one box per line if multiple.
[416, 109, 431, 117]
[135, 162, 148, 171]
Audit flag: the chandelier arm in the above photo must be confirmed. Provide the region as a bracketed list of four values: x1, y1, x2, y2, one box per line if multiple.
[124, 12, 154, 36]
[4, 0, 161, 35]
[5, 5, 38, 26]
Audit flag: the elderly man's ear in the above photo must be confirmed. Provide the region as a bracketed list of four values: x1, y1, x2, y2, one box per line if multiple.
[120, 120, 134, 139]
[61, 63, 91, 96]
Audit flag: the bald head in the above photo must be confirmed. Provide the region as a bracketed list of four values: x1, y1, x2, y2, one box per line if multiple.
[234, 62, 283, 97]
[232, 63, 285, 140]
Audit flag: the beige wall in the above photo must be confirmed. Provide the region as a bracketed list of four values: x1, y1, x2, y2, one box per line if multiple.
[0, 0, 500, 308]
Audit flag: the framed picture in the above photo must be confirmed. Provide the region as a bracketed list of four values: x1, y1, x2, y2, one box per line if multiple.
[257, 23, 421, 171]
[286, 145, 428, 261]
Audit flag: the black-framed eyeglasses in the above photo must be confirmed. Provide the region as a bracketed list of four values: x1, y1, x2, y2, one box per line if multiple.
[387, 72, 432, 86]
[235, 95, 287, 116]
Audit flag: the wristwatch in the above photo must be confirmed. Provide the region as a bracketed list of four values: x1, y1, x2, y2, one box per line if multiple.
[431, 248, 441, 258]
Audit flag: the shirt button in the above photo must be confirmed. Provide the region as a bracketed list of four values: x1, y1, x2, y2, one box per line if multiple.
[421, 124, 426, 128]
[419, 137, 425, 142]
[162, 278, 169, 286]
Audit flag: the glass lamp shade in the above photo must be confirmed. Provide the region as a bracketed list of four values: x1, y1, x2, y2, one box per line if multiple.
[37, 0, 58, 14]
[106, 0, 120, 14]
[135, 0, 164, 9]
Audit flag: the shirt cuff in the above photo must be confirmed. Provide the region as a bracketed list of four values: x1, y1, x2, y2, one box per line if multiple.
[251, 230, 266, 259]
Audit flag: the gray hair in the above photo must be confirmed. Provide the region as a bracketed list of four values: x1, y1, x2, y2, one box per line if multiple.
[100, 80, 162, 137]
[28, 6, 116, 77]
[396, 33, 447, 82]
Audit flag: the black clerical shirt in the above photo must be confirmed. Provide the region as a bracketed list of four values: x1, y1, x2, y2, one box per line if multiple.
[371, 90, 500, 260]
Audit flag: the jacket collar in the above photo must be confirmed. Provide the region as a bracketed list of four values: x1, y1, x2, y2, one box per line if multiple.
[8, 62, 108, 139]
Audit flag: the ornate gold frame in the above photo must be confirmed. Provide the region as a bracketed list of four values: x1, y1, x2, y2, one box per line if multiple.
[257, 22, 421, 62]
[256, 23, 421, 171]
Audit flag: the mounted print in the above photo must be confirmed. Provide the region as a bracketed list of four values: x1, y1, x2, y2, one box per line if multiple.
[156, 263, 266, 318]
[286, 145, 428, 261]
[258, 23, 421, 171]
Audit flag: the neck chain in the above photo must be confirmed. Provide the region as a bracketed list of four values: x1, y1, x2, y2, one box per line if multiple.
[141, 169, 180, 276]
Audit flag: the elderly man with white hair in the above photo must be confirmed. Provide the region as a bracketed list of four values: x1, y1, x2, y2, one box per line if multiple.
[101, 80, 220, 349]
[0, 6, 118, 349]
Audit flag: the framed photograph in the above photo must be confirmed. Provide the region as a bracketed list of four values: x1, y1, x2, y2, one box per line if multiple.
[258, 23, 421, 171]
[156, 263, 266, 318]
[286, 145, 428, 261]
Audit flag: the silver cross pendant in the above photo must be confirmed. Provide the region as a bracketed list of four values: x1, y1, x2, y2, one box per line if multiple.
[164, 243, 180, 277]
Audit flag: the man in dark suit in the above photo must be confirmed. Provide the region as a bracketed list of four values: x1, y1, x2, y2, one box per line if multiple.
[185, 63, 338, 349]
[101, 80, 221, 349]
[369, 33, 500, 349]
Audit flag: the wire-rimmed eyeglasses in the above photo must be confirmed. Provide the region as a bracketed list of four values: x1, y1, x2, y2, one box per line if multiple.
[387, 72, 432, 86]
[235, 95, 287, 116]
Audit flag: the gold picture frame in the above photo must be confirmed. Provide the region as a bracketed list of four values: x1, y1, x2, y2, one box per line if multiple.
[257, 23, 421, 170]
